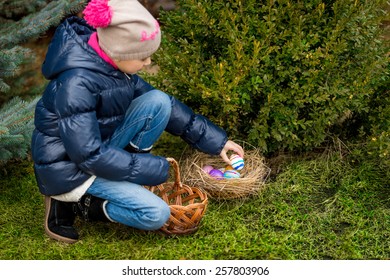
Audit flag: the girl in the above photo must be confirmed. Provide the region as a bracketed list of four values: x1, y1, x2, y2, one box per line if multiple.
[32, 0, 244, 243]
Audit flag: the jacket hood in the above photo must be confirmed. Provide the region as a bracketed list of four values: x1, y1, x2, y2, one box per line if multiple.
[42, 17, 116, 79]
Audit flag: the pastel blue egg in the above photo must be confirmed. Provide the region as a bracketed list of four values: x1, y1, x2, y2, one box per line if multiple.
[223, 170, 241, 179]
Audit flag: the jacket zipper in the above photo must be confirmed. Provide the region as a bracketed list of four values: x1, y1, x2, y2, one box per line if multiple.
[124, 73, 132, 80]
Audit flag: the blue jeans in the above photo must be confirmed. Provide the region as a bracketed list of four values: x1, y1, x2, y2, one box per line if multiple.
[86, 90, 171, 230]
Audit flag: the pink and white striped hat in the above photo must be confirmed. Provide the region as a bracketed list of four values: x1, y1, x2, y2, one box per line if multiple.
[83, 0, 161, 60]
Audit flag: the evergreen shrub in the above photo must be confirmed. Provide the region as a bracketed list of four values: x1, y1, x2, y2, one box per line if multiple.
[151, 0, 389, 153]
[354, 62, 389, 168]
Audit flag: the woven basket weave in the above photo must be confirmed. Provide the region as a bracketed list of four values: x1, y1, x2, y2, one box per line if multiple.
[144, 158, 208, 235]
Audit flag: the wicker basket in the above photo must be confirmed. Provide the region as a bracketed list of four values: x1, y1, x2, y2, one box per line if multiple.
[144, 158, 208, 235]
[181, 147, 270, 200]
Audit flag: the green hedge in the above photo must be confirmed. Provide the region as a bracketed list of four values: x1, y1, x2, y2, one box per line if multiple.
[150, 0, 389, 154]
[355, 61, 389, 166]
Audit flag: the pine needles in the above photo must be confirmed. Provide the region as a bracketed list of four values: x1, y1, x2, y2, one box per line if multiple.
[0, 96, 39, 163]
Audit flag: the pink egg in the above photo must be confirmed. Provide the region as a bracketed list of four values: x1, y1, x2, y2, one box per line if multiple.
[202, 165, 214, 174]
[209, 169, 224, 179]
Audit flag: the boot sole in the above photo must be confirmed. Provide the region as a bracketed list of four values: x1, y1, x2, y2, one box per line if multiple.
[44, 196, 78, 244]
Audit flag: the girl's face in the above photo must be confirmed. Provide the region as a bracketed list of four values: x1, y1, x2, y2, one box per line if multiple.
[115, 57, 151, 74]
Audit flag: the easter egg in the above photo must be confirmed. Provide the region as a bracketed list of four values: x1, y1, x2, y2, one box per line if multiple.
[209, 169, 224, 179]
[223, 169, 241, 179]
[230, 154, 244, 170]
[225, 165, 234, 171]
[202, 165, 214, 174]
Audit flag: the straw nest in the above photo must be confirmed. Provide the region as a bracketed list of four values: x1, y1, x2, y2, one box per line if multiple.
[180, 146, 270, 200]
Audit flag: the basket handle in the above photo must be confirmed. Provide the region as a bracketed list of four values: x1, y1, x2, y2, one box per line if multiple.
[166, 157, 182, 187]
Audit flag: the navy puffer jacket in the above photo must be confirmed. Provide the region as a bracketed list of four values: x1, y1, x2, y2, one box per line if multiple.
[32, 17, 227, 196]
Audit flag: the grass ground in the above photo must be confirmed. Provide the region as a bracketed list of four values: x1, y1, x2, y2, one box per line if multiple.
[0, 134, 389, 260]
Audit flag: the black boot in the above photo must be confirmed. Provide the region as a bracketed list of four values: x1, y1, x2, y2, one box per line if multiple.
[44, 196, 79, 244]
[76, 194, 111, 222]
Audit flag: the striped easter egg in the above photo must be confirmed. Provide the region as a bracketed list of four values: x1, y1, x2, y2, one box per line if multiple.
[223, 169, 241, 179]
[230, 154, 244, 170]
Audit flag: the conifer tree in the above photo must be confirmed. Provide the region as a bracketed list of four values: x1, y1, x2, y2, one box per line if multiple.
[0, 96, 40, 161]
[0, 0, 87, 164]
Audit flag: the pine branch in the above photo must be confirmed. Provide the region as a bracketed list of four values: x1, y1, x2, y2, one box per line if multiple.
[0, 46, 30, 90]
[0, 0, 88, 93]
[0, 96, 39, 163]
[0, 0, 88, 49]
[0, 0, 49, 20]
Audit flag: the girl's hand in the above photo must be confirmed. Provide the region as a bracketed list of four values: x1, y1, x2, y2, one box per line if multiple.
[219, 140, 244, 165]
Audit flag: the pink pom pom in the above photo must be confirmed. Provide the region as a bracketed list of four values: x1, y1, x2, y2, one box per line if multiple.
[83, 0, 113, 28]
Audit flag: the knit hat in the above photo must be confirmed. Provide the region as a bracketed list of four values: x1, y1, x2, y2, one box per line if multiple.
[83, 0, 161, 61]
